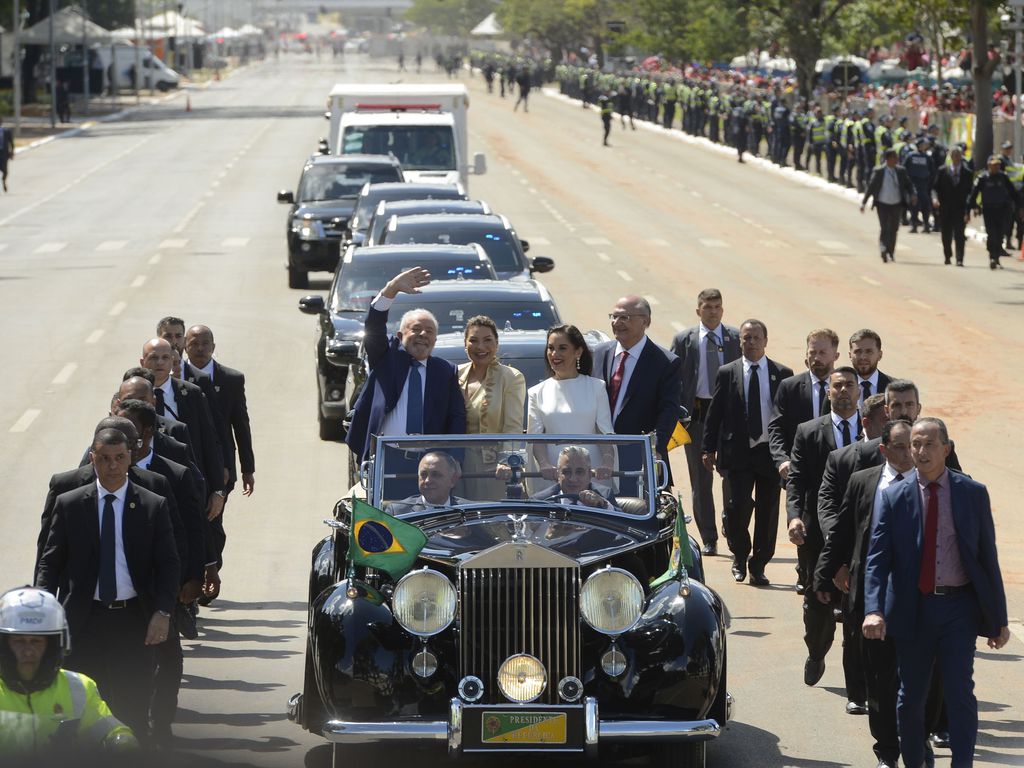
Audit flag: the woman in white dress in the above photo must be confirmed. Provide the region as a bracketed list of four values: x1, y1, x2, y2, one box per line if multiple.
[527, 324, 615, 480]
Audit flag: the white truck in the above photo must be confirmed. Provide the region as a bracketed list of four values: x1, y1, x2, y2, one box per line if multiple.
[92, 43, 181, 92]
[325, 84, 486, 189]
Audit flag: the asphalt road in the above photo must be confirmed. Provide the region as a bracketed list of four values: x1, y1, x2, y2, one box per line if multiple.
[0, 52, 1021, 768]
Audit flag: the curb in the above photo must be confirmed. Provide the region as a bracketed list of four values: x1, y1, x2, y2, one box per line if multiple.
[541, 87, 991, 247]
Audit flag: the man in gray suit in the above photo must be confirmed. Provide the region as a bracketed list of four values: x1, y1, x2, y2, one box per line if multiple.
[671, 289, 740, 555]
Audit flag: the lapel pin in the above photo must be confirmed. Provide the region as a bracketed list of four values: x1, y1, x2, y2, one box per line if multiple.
[129, 502, 136, 509]
[771, 375, 777, 382]
[215, 385, 221, 393]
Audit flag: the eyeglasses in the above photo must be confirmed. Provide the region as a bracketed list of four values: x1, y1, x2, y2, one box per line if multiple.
[608, 313, 648, 322]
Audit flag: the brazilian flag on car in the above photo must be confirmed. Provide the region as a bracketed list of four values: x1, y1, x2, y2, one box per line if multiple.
[649, 496, 694, 589]
[349, 498, 428, 580]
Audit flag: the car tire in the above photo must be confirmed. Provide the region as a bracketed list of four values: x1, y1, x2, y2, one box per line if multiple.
[659, 741, 706, 768]
[302, 640, 326, 736]
[288, 264, 309, 289]
[318, 395, 344, 442]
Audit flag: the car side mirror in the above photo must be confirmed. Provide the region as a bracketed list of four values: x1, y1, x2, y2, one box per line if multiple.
[298, 295, 326, 315]
[318, 138, 329, 155]
[519, 239, 530, 253]
[277, 190, 294, 204]
[324, 111, 331, 120]
[472, 152, 487, 175]
[530, 256, 555, 274]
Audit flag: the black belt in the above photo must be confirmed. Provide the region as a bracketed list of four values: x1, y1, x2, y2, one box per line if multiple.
[928, 584, 971, 597]
[692, 398, 712, 418]
[93, 598, 139, 610]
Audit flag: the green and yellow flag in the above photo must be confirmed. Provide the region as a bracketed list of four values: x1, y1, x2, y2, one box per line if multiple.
[649, 495, 695, 589]
[348, 498, 428, 580]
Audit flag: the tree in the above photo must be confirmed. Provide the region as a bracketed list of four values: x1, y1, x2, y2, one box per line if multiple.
[406, 0, 498, 37]
[971, 0, 1000, 165]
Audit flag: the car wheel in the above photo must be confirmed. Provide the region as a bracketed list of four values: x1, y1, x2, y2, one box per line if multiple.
[318, 394, 344, 442]
[288, 264, 309, 289]
[658, 741, 706, 768]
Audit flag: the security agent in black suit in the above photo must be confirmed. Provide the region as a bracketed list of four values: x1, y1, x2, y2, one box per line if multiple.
[931, 146, 974, 265]
[36, 428, 180, 739]
[847, 329, 894, 404]
[118, 370, 198, 468]
[592, 295, 682, 494]
[670, 288, 741, 553]
[860, 148, 917, 263]
[786, 366, 862, 690]
[141, 338, 226, 519]
[702, 320, 793, 586]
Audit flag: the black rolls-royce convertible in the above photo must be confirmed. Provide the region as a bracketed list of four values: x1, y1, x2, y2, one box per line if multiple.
[288, 434, 733, 767]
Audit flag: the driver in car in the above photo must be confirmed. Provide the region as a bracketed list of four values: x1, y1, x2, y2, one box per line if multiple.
[533, 446, 617, 510]
[387, 451, 470, 514]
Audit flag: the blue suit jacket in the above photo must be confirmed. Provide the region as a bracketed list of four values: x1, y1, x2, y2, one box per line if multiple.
[345, 305, 466, 461]
[864, 469, 1008, 639]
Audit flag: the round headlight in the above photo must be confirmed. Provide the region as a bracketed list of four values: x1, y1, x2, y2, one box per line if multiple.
[497, 654, 546, 703]
[580, 568, 644, 635]
[392, 569, 456, 637]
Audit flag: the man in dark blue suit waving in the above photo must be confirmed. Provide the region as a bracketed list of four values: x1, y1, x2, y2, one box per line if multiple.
[863, 418, 1009, 768]
[346, 266, 466, 467]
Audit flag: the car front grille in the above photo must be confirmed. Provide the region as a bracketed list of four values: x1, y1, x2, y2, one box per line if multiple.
[459, 564, 580, 704]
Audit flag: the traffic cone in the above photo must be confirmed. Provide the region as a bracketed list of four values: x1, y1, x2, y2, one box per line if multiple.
[186, 94, 191, 112]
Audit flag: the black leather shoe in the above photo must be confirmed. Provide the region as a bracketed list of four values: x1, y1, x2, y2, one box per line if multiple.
[875, 760, 897, 768]
[748, 570, 769, 586]
[731, 562, 747, 582]
[803, 657, 825, 686]
[925, 741, 936, 768]
[795, 582, 806, 595]
[701, 542, 717, 556]
[929, 731, 950, 749]
[845, 700, 868, 715]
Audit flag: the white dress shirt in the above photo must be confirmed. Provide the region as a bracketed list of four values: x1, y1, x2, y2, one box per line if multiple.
[809, 371, 829, 416]
[831, 411, 860, 448]
[157, 378, 180, 420]
[742, 356, 772, 447]
[93, 479, 137, 601]
[193, 358, 216, 381]
[872, 463, 908, 518]
[857, 370, 880, 403]
[137, 446, 155, 470]
[696, 323, 723, 399]
[877, 166, 902, 205]
[371, 293, 430, 437]
[610, 335, 647, 420]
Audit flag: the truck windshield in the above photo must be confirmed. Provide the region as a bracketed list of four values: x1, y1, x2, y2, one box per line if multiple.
[342, 126, 455, 171]
[299, 164, 402, 202]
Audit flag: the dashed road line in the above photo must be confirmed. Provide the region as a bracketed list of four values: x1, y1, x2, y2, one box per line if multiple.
[597, 252, 611, 262]
[96, 240, 128, 252]
[529, 237, 551, 246]
[646, 238, 670, 247]
[34, 242, 67, 254]
[51, 363, 77, 385]
[1009, 620, 1024, 644]
[616, 270, 633, 282]
[222, 237, 250, 248]
[583, 237, 611, 246]
[645, 295, 660, 306]
[173, 203, 204, 233]
[9, 409, 41, 433]
[131, 275, 147, 288]
[699, 238, 727, 248]
[148, 253, 162, 265]
[85, 329, 105, 345]
[861, 276, 881, 287]
[527, 187, 537, 194]
[820, 255, 837, 266]
[159, 239, 187, 249]
[964, 326, 991, 341]
[0, 244, 8, 252]
[109, 301, 127, 316]
[818, 240, 850, 252]
[908, 299, 932, 310]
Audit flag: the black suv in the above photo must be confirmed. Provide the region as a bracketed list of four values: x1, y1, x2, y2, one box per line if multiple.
[277, 153, 403, 288]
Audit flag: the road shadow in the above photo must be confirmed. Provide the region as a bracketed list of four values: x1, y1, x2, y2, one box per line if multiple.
[180, 673, 284, 693]
[207, 599, 307, 612]
[730, 629, 771, 638]
[175, 707, 289, 727]
[977, 651, 1023, 663]
[196, 626, 298, 644]
[197, 616, 303, 629]
[709, 721, 849, 767]
[184, 644, 299, 660]
[172, 734, 299, 752]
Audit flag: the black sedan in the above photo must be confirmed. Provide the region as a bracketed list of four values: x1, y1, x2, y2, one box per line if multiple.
[365, 199, 492, 247]
[379, 212, 554, 280]
[347, 182, 467, 248]
[298, 245, 497, 441]
[277, 153, 404, 288]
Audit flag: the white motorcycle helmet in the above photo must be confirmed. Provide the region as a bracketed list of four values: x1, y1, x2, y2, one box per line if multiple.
[0, 586, 70, 691]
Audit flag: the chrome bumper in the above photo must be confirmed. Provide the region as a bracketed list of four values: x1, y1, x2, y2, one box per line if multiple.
[309, 696, 731, 754]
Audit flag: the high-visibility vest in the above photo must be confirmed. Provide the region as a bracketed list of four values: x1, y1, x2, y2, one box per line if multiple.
[810, 118, 827, 143]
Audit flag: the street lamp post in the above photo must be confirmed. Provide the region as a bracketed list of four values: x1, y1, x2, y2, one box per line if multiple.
[48, 0, 56, 129]
[13, 0, 23, 137]
[1008, 0, 1024, 155]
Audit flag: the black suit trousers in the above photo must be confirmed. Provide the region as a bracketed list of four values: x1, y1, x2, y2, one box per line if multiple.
[938, 208, 967, 261]
[862, 634, 900, 763]
[801, 528, 837, 662]
[683, 405, 722, 545]
[721, 443, 779, 571]
[152, 614, 184, 728]
[875, 202, 903, 256]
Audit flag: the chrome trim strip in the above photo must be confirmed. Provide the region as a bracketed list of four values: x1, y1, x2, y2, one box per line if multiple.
[584, 697, 599, 759]
[599, 718, 721, 742]
[449, 698, 463, 754]
[323, 720, 448, 744]
[726, 692, 735, 723]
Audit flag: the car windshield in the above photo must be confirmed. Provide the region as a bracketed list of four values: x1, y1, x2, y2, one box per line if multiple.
[331, 258, 496, 312]
[298, 164, 401, 202]
[385, 298, 558, 335]
[368, 435, 658, 516]
[341, 125, 456, 171]
[382, 223, 524, 273]
[352, 188, 464, 232]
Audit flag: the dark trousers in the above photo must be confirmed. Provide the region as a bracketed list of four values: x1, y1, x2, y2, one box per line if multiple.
[983, 205, 1011, 260]
[826, 143, 837, 180]
[895, 592, 979, 768]
[800, 532, 836, 661]
[152, 613, 184, 729]
[938, 209, 967, 262]
[863, 635, 901, 763]
[842, 608, 867, 704]
[65, 602, 155, 737]
[602, 115, 612, 145]
[875, 202, 903, 257]
[663, 101, 676, 129]
[809, 143, 824, 175]
[721, 443, 779, 572]
[792, 137, 805, 169]
[683, 403, 720, 546]
[910, 180, 932, 227]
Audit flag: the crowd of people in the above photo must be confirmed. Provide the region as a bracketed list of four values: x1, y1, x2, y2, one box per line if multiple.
[3, 318, 254, 753]
[344, 265, 1011, 768]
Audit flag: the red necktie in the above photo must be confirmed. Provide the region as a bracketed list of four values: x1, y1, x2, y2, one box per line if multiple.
[918, 482, 939, 594]
[608, 351, 629, 410]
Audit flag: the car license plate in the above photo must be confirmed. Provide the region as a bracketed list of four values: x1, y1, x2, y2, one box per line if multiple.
[481, 711, 567, 745]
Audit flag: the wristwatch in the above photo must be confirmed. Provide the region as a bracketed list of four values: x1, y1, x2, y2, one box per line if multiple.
[156, 610, 171, 618]
[213, 490, 226, 498]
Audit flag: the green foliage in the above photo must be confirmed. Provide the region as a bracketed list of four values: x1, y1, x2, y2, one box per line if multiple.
[406, 0, 498, 37]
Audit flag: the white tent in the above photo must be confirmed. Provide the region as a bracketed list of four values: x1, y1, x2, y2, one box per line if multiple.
[237, 24, 263, 37]
[144, 10, 204, 39]
[211, 27, 241, 39]
[470, 13, 502, 37]
[20, 5, 112, 45]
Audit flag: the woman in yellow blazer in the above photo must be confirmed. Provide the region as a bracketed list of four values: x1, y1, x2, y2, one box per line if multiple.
[458, 315, 526, 499]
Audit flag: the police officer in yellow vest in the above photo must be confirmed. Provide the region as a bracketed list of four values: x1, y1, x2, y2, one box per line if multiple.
[0, 587, 136, 756]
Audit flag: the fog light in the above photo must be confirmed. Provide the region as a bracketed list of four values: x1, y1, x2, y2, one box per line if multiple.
[557, 676, 583, 702]
[301, 243, 311, 252]
[328, 388, 343, 401]
[458, 675, 484, 702]
[601, 647, 626, 678]
[497, 654, 546, 703]
[411, 649, 437, 678]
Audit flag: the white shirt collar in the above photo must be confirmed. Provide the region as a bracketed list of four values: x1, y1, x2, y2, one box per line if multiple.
[699, 322, 722, 341]
[858, 370, 879, 387]
[137, 446, 155, 470]
[743, 355, 766, 370]
[614, 335, 647, 359]
[95, 477, 128, 501]
[831, 411, 857, 428]
[882, 462, 906, 481]
[192, 358, 215, 379]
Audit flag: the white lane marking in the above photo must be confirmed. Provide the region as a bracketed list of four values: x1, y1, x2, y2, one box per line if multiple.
[647, 238, 670, 247]
[861, 276, 881, 286]
[762, 239, 784, 249]
[34, 242, 67, 254]
[130, 275, 147, 288]
[821, 255, 837, 266]
[519, 178, 528, 185]
[699, 239, 727, 248]
[690, 191, 703, 198]
[222, 237, 250, 248]
[159, 239, 188, 249]
[909, 299, 931, 310]
[818, 240, 850, 252]
[9, 409, 41, 433]
[583, 237, 611, 246]
[645, 295, 660, 306]
[597, 252, 611, 262]
[1009, 620, 1024, 644]
[148, 253, 162, 265]
[616, 270, 633, 282]
[217, 170, 228, 179]
[965, 325, 991, 341]
[85, 329, 105, 345]
[670, 321, 685, 333]
[109, 301, 127, 316]
[529, 237, 551, 246]
[96, 240, 128, 252]
[51, 363, 77, 385]
[0, 244, 7, 252]
[527, 187, 537, 194]
[211, 180, 221, 189]
[511, 169, 521, 176]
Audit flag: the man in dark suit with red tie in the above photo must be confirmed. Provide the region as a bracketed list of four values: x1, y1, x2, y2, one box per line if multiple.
[592, 295, 681, 494]
[345, 267, 466, 469]
[863, 418, 1010, 768]
[36, 428, 180, 739]
[702, 320, 793, 586]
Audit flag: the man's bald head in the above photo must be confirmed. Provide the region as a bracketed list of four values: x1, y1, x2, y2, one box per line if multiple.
[118, 376, 155, 406]
[609, 295, 651, 347]
[141, 338, 174, 385]
[184, 324, 216, 369]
